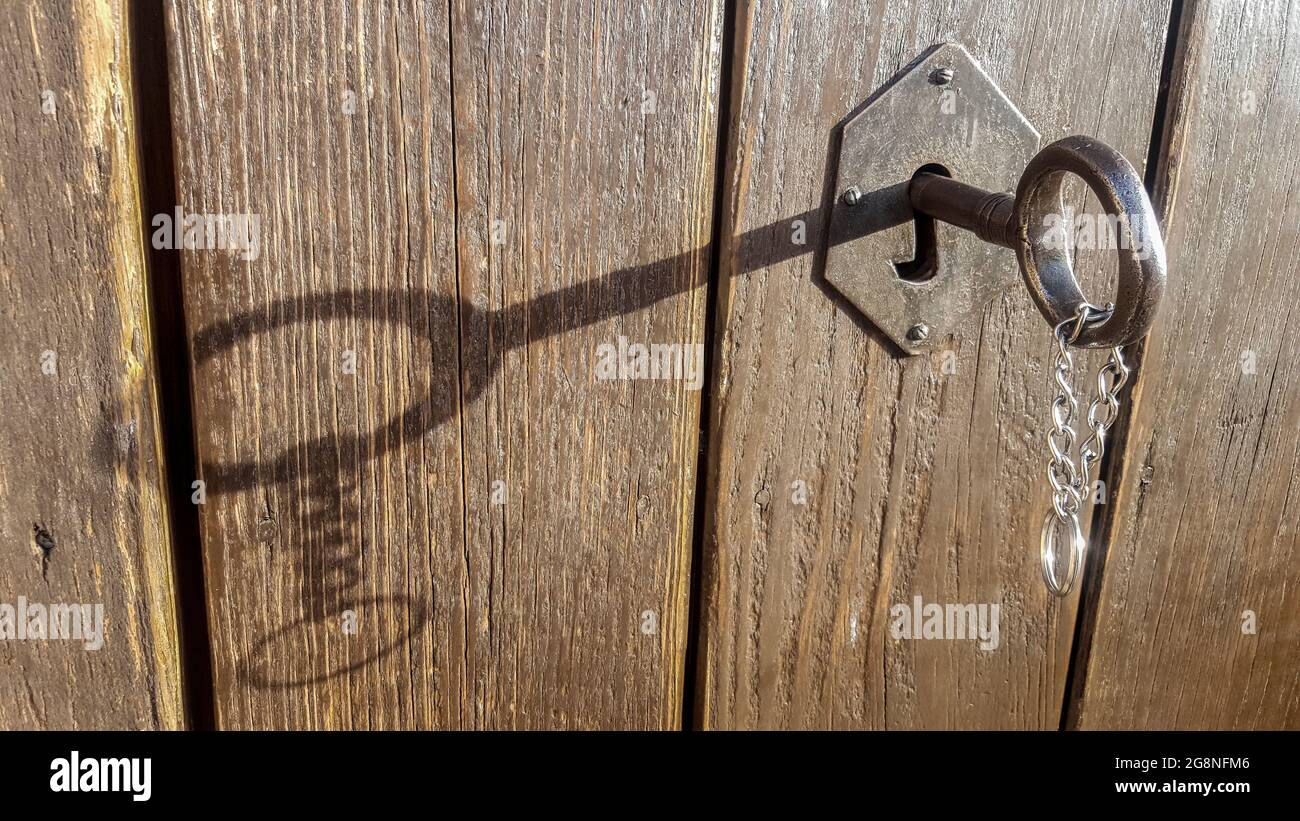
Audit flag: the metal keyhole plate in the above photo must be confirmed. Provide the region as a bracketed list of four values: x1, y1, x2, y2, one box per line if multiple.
[825, 42, 1039, 354]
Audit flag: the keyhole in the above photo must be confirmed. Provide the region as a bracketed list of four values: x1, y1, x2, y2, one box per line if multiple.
[892, 163, 951, 283]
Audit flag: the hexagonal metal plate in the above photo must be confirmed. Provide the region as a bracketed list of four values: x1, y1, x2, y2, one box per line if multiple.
[825, 43, 1039, 354]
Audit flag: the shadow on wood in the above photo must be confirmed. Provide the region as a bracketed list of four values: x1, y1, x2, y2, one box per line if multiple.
[189, 111, 902, 689]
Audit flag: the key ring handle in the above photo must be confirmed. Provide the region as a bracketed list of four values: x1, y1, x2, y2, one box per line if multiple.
[1014, 136, 1166, 349]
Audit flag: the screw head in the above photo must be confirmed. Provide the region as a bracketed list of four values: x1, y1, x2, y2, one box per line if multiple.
[906, 323, 930, 342]
[928, 67, 954, 86]
[841, 186, 863, 206]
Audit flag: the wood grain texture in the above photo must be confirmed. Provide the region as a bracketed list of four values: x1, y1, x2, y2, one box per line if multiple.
[0, 0, 184, 729]
[696, 0, 1171, 729]
[1073, 0, 1300, 729]
[446, 0, 722, 729]
[168, 0, 722, 728]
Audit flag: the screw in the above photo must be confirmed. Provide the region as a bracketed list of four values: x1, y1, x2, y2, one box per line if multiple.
[906, 323, 930, 343]
[841, 186, 863, 206]
[929, 67, 954, 86]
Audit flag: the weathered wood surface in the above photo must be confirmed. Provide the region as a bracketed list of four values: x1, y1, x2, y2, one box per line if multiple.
[0, 0, 184, 729]
[1072, 0, 1300, 729]
[167, 0, 722, 728]
[696, 0, 1172, 728]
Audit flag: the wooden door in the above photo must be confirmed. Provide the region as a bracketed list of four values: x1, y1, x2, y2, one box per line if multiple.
[1, 0, 1297, 731]
[694, 0, 1173, 729]
[695, 0, 1300, 730]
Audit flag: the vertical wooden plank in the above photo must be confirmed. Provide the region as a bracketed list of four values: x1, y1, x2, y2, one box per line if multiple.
[0, 0, 184, 729]
[1074, 0, 1300, 729]
[698, 0, 1170, 729]
[446, 0, 722, 728]
[167, 0, 466, 729]
[169, 0, 721, 728]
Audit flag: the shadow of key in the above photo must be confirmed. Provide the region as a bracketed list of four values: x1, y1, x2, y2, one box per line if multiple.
[190, 107, 912, 688]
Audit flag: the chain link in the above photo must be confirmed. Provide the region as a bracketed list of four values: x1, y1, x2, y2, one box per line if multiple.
[1041, 303, 1131, 597]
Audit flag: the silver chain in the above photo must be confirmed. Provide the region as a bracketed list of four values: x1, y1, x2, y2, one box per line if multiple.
[1040, 303, 1131, 597]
